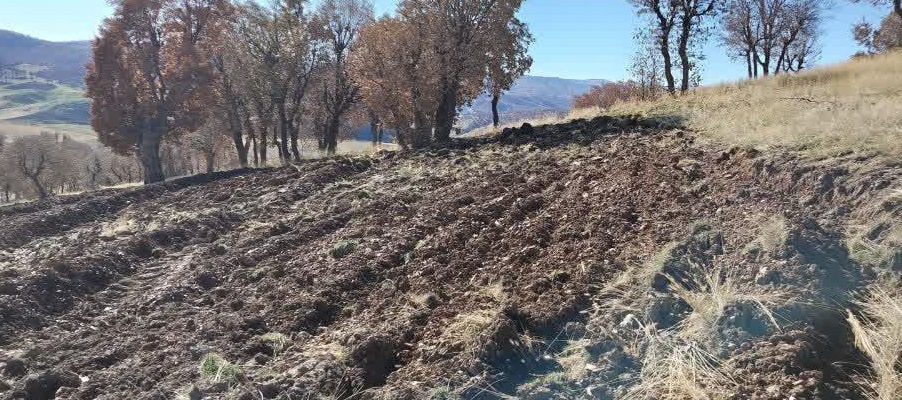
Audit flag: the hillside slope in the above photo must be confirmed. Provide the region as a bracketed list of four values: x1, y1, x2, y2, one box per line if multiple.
[0, 30, 91, 87]
[0, 116, 899, 399]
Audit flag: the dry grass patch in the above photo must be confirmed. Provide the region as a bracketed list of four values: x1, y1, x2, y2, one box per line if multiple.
[442, 309, 500, 361]
[668, 267, 788, 344]
[608, 51, 902, 159]
[624, 325, 735, 400]
[847, 276, 902, 400]
[489, 51, 902, 160]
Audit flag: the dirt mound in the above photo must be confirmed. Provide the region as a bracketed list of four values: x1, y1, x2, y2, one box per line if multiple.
[0, 117, 899, 399]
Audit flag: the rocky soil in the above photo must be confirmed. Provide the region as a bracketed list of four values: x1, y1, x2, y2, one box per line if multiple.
[0, 117, 899, 399]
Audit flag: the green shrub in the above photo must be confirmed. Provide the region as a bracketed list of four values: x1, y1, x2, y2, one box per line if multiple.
[330, 240, 358, 259]
[199, 353, 241, 384]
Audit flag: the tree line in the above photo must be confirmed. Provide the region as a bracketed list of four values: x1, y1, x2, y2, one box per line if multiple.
[0, 133, 136, 202]
[574, 0, 901, 111]
[0, 129, 241, 203]
[86, 0, 533, 184]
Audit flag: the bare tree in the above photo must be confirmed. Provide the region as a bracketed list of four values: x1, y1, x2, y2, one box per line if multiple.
[630, 0, 680, 94]
[231, 0, 321, 163]
[631, 0, 717, 93]
[722, 0, 828, 77]
[631, 28, 665, 99]
[4, 135, 55, 199]
[677, 0, 720, 91]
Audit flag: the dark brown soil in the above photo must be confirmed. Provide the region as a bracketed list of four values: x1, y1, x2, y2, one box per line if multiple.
[0, 117, 899, 399]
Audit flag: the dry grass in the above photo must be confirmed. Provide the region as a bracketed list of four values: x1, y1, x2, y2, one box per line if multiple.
[555, 339, 592, 381]
[668, 266, 788, 343]
[847, 189, 902, 269]
[623, 323, 735, 400]
[609, 51, 902, 159]
[484, 51, 902, 160]
[442, 309, 500, 361]
[847, 277, 902, 400]
[589, 237, 793, 399]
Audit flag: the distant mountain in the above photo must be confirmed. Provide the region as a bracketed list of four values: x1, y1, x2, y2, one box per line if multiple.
[459, 75, 607, 131]
[0, 30, 91, 87]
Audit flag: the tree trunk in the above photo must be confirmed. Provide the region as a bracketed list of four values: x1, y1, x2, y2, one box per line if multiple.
[205, 149, 215, 174]
[140, 129, 165, 184]
[278, 106, 290, 163]
[231, 128, 248, 168]
[752, 48, 759, 78]
[27, 174, 49, 199]
[434, 80, 458, 143]
[259, 127, 268, 166]
[289, 121, 301, 161]
[325, 117, 340, 155]
[895, 0, 901, 19]
[251, 134, 259, 167]
[369, 115, 379, 147]
[491, 94, 500, 128]
[678, 22, 692, 93]
[413, 108, 431, 149]
[660, 34, 676, 95]
[746, 51, 753, 79]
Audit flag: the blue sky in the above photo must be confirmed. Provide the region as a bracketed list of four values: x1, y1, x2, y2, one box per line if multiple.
[0, 0, 889, 83]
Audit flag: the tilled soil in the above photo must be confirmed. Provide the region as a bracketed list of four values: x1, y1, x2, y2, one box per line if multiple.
[0, 117, 899, 399]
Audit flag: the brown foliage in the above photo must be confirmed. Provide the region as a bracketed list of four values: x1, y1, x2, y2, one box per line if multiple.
[86, 0, 232, 183]
[572, 81, 646, 110]
[854, 12, 902, 54]
[350, 0, 532, 148]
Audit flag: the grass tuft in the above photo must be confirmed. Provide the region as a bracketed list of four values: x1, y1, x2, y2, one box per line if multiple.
[668, 266, 788, 344]
[625, 324, 735, 400]
[260, 332, 290, 357]
[199, 353, 241, 385]
[847, 277, 902, 400]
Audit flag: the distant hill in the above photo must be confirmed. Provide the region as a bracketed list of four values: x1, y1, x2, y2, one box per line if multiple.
[0, 30, 91, 87]
[458, 75, 607, 131]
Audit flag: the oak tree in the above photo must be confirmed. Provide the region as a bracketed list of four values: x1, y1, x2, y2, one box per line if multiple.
[86, 0, 232, 183]
[399, 0, 531, 142]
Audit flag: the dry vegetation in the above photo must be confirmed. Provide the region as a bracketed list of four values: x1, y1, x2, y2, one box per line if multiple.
[847, 277, 902, 400]
[611, 51, 902, 159]
[482, 51, 902, 161]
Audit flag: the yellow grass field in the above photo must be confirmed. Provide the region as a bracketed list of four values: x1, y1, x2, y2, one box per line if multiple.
[479, 51, 902, 161]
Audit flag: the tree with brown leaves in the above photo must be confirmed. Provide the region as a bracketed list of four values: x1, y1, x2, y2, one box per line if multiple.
[86, 0, 232, 183]
[350, 15, 439, 149]
[399, 0, 531, 142]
